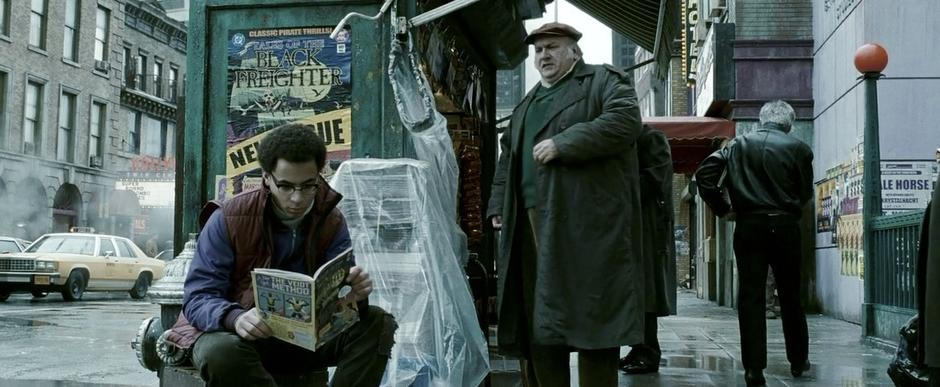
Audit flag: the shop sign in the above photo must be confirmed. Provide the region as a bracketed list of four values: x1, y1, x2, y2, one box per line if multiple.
[682, 0, 700, 82]
[131, 155, 175, 172]
[693, 24, 734, 116]
[694, 27, 715, 116]
[115, 180, 175, 208]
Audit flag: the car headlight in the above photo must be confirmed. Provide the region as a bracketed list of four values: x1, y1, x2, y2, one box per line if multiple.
[35, 261, 58, 272]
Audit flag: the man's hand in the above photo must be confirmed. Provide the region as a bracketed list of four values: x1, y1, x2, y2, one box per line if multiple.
[722, 211, 737, 221]
[533, 139, 559, 164]
[235, 307, 272, 340]
[346, 266, 373, 302]
[491, 215, 503, 230]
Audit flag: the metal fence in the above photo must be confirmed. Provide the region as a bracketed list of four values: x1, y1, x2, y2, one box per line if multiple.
[869, 210, 925, 310]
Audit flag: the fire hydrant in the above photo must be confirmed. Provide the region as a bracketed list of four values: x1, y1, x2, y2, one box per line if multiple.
[132, 233, 197, 372]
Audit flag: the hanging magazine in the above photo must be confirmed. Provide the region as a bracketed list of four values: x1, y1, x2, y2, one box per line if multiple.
[251, 248, 359, 351]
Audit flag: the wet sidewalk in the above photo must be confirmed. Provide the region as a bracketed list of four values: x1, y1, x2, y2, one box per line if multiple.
[489, 289, 897, 386]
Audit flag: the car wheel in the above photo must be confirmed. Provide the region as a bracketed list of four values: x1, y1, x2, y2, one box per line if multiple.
[129, 273, 151, 300]
[31, 291, 48, 298]
[61, 271, 86, 301]
[0, 290, 9, 302]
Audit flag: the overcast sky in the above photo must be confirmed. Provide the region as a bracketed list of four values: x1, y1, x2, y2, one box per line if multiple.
[523, 0, 612, 89]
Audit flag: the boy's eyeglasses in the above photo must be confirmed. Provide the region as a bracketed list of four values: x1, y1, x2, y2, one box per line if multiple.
[268, 174, 319, 196]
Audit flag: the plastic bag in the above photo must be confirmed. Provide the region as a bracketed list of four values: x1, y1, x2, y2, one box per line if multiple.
[327, 34, 488, 387]
[887, 314, 929, 387]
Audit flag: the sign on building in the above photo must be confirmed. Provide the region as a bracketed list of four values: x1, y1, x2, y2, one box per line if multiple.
[880, 160, 939, 214]
[116, 172, 176, 208]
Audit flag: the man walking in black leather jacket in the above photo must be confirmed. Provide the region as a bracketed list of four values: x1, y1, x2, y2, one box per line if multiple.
[695, 100, 814, 387]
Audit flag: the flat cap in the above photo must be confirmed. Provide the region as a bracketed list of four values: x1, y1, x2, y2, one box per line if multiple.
[524, 22, 582, 45]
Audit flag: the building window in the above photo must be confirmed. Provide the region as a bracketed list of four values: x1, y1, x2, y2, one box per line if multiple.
[152, 61, 163, 97]
[57, 91, 76, 162]
[166, 121, 176, 159]
[170, 35, 186, 51]
[153, 26, 168, 43]
[159, 0, 185, 10]
[126, 110, 140, 154]
[136, 54, 147, 92]
[1, 0, 10, 37]
[63, 0, 80, 61]
[123, 47, 133, 86]
[89, 101, 105, 162]
[29, 0, 47, 49]
[94, 6, 110, 62]
[0, 71, 6, 148]
[24, 81, 43, 155]
[168, 66, 179, 102]
[141, 115, 162, 157]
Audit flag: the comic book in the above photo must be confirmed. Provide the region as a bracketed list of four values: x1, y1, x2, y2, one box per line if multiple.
[251, 247, 359, 351]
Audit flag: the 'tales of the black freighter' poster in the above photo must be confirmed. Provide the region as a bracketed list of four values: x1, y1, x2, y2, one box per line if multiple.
[225, 26, 352, 194]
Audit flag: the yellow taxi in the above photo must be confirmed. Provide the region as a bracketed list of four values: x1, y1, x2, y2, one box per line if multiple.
[0, 228, 165, 301]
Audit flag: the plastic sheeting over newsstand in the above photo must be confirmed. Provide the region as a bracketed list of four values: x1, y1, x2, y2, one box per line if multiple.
[329, 37, 489, 387]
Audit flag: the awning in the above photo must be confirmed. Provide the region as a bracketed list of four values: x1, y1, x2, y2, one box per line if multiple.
[643, 116, 735, 174]
[566, 0, 679, 76]
[459, 0, 555, 69]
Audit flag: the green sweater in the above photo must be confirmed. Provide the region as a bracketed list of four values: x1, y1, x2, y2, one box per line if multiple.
[520, 75, 571, 208]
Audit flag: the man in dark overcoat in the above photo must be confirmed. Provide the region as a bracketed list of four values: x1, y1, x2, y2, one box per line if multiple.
[620, 125, 677, 374]
[917, 167, 940, 386]
[486, 22, 645, 387]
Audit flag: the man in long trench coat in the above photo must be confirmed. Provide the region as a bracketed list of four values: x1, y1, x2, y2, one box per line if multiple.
[486, 22, 644, 387]
[620, 125, 677, 374]
[917, 165, 940, 386]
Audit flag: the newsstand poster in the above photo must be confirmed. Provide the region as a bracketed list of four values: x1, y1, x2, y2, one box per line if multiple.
[225, 26, 352, 195]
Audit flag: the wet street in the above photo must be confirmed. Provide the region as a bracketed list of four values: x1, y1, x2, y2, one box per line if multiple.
[0, 290, 898, 386]
[0, 292, 161, 386]
[490, 289, 897, 386]
[615, 290, 896, 386]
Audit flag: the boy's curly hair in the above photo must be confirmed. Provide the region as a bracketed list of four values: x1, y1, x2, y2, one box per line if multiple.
[258, 123, 326, 172]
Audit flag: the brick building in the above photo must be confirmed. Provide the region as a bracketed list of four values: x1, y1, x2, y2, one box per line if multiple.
[0, 0, 185, 247]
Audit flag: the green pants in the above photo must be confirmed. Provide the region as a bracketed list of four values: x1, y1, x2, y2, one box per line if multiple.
[192, 306, 397, 387]
[518, 208, 620, 387]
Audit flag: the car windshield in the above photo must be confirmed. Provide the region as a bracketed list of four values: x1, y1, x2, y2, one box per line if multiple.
[26, 236, 96, 255]
[0, 240, 20, 253]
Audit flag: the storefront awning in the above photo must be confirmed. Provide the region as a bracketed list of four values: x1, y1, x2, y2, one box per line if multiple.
[643, 116, 735, 174]
[460, 0, 550, 68]
[567, 0, 679, 76]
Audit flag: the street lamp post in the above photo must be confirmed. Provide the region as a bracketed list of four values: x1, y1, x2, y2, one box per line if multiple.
[855, 43, 888, 337]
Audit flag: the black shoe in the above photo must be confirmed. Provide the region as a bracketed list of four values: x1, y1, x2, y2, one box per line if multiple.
[618, 351, 637, 368]
[745, 369, 766, 386]
[619, 356, 659, 374]
[791, 360, 811, 377]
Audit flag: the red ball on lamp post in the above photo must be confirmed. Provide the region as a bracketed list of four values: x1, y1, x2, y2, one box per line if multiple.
[854, 43, 888, 74]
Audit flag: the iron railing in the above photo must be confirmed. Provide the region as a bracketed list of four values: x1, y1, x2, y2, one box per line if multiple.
[869, 210, 925, 310]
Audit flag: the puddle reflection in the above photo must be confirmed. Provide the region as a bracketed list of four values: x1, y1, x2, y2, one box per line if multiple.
[0, 316, 58, 327]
